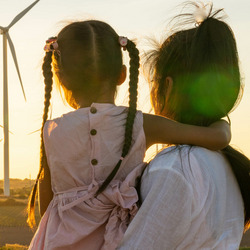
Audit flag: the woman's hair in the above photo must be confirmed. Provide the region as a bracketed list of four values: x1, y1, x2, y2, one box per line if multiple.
[27, 20, 139, 228]
[145, 3, 250, 231]
[147, 7, 241, 125]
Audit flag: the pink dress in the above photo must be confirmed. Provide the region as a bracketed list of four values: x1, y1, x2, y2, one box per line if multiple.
[29, 103, 146, 250]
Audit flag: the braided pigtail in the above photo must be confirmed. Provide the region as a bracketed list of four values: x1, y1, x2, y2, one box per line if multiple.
[96, 39, 139, 195]
[27, 51, 53, 228]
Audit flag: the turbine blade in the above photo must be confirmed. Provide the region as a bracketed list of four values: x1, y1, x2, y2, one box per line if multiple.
[28, 129, 40, 135]
[6, 32, 27, 101]
[0, 124, 14, 134]
[7, 0, 40, 29]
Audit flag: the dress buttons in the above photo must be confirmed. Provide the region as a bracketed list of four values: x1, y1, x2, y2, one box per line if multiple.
[90, 129, 97, 135]
[91, 159, 98, 165]
[90, 107, 97, 114]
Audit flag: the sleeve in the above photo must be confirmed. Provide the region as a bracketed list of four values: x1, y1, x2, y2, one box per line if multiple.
[118, 159, 193, 250]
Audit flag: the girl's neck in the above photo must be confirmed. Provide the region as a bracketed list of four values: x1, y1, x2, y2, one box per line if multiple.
[71, 81, 117, 108]
[77, 94, 115, 108]
[78, 100, 115, 108]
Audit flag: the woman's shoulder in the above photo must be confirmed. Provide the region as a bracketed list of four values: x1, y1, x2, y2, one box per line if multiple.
[149, 145, 193, 166]
[144, 146, 225, 202]
[147, 145, 226, 179]
[145, 146, 187, 177]
[155, 145, 223, 162]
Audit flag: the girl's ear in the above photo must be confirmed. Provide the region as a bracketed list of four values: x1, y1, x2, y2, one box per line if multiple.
[117, 65, 127, 86]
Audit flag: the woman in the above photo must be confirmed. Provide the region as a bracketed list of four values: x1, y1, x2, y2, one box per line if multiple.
[118, 4, 250, 250]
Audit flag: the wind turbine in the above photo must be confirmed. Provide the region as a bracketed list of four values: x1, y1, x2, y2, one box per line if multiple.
[0, 0, 40, 196]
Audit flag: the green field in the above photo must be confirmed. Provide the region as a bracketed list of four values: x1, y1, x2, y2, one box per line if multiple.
[0, 182, 40, 248]
[0, 203, 40, 247]
[0, 206, 40, 227]
[0, 202, 40, 227]
[0, 206, 29, 227]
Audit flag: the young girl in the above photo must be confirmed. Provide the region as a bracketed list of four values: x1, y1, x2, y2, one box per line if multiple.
[27, 20, 230, 250]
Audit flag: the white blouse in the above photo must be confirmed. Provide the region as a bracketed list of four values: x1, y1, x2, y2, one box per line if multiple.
[118, 145, 244, 250]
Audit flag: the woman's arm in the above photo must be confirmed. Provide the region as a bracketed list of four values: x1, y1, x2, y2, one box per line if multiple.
[143, 113, 230, 150]
[38, 154, 53, 216]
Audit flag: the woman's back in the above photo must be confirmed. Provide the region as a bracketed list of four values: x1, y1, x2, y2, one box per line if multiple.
[120, 145, 244, 249]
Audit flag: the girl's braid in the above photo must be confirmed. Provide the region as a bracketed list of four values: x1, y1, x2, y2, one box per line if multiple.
[121, 40, 139, 157]
[27, 51, 53, 228]
[96, 39, 139, 195]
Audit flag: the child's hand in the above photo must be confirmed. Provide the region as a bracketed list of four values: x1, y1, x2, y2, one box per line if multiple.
[209, 120, 231, 149]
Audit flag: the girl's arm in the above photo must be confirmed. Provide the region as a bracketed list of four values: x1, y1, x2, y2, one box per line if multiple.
[143, 113, 231, 150]
[38, 154, 53, 216]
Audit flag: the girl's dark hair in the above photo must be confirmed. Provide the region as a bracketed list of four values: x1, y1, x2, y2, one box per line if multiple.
[27, 20, 139, 227]
[96, 38, 139, 195]
[27, 51, 53, 228]
[146, 4, 250, 231]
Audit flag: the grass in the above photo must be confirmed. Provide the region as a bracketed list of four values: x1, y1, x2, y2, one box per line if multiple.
[0, 204, 40, 227]
[0, 244, 28, 250]
[0, 206, 28, 227]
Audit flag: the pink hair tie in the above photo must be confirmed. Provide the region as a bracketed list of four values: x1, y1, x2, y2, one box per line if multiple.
[119, 36, 128, 51]
[44, 37, 60, 55]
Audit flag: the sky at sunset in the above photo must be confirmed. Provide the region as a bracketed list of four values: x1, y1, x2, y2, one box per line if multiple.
[0, 0, 249, 180]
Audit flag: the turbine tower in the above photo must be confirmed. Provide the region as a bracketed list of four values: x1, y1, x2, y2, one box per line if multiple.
[0, 0, 40, 196]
